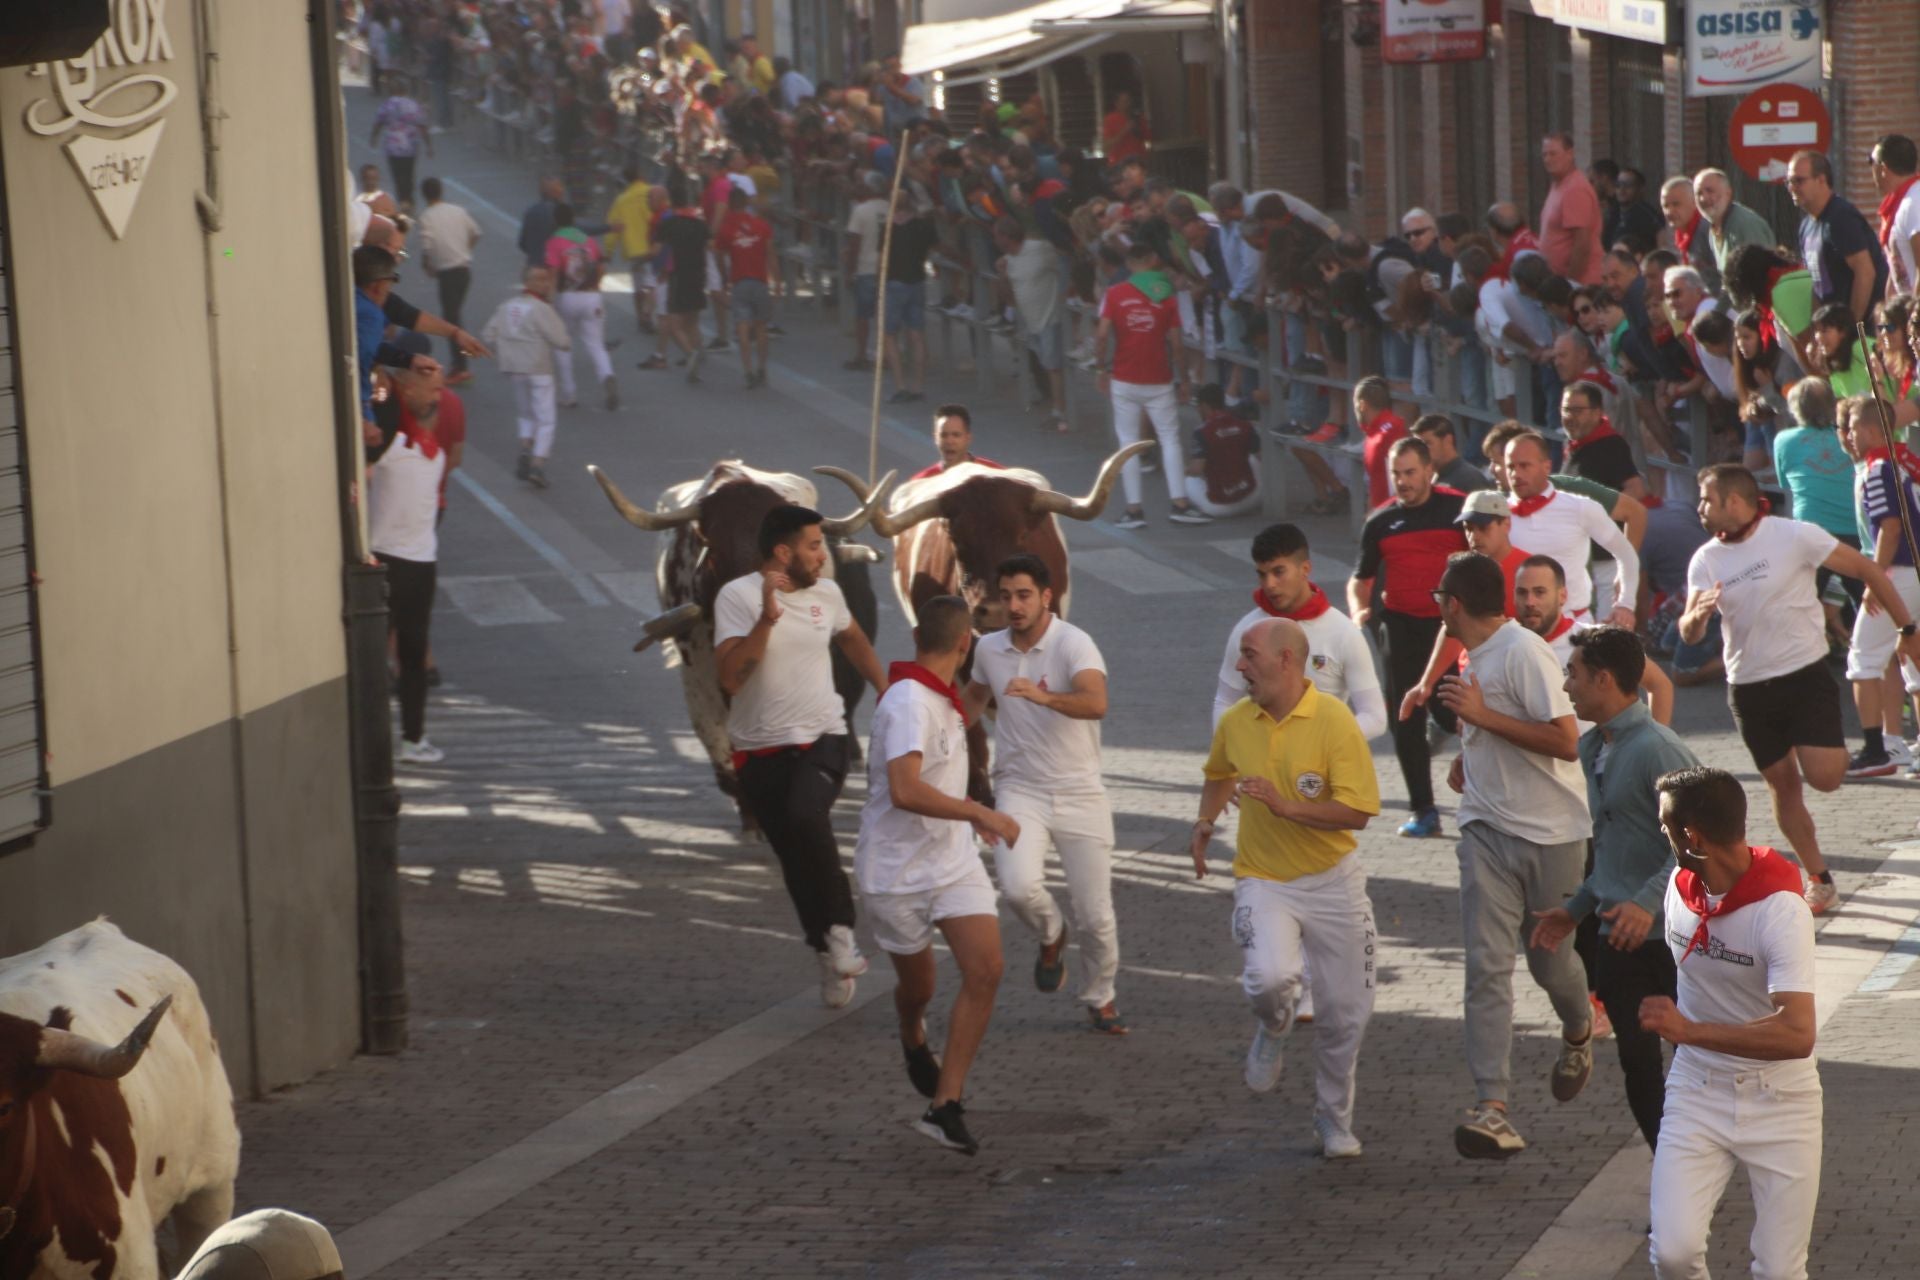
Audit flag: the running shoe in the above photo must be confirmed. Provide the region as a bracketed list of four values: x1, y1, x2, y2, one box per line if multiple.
[685, 346, 704, 384]
[1244, 1019, 1289, 1093]
[915, 1100, 979, 1155]
[1296, 988, 1315, 1024]
[817, 951, 855, 1009]
[825, 925, 869, 979]
[1315, 1113, 1363, 1160]
[425, 666, 442, 689]
[515, 451, 532, 481]
[527, 465, 549, 490]
[397, 737, 445, 765]
[705, 335, 730, 350]
[1398, 807, 1442, 839]
[603, 375, 619, 411]
[1168, 505, 1215, 525]
[1034, 922, 1068, 993]
[1589, 993, 1613, 1040]
[903, 1039, 941, 1099]
[1845, 746, 1896, 779]
[1888, 738, 1914, 770]
[1551, 1029, 1594, 1102]
[1804, 878, 1838, 915]
[1454, 1105, 1526, 1160]
[1138, 452, 1160, 474]
[1113, 508, 1148, 531]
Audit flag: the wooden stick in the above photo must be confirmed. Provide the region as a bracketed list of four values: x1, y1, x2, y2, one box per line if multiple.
[868, 129, 913, 488]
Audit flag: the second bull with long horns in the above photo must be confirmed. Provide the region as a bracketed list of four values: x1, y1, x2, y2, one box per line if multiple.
[818, 441, 1151, 801]
[588, 460, 895, 832]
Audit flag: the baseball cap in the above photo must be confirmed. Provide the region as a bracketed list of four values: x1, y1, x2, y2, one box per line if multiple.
[176, 1210, 343, 1280]
[388, 330, 433, 359]
[1455, 489, 1511, 524]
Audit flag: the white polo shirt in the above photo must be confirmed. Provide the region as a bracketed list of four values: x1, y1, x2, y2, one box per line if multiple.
[971, 617, 1107, 794]
[1663, 867, 1817, 1079]
[1507, 485, 1640, 615]
[854, 680, 974, 895]
[366, 434, 446, 563]
[1685, 515, 1837, 685]
[712, 574, 851, 749]
[1892, 185, 1920, 291]
[1213, 601, 1385, 737]
[1455, 620, 1591, 845]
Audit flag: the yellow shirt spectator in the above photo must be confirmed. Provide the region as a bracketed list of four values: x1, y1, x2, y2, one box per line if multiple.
[1203, 685, 1380, 883]
[749, 55, 776, 95]
[606, 178, 652, 258]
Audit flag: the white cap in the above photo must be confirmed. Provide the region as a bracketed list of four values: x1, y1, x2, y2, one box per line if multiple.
[1455, 489, 1511, 523]
[176, 1210, 343, 1280]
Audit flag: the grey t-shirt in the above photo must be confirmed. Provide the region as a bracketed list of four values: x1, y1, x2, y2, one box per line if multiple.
[1455, 620, 1590, 845]
[1437, 457, 1493, 493]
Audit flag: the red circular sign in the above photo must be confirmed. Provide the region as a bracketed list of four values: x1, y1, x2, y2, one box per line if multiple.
[1729, 83, 1831, 183]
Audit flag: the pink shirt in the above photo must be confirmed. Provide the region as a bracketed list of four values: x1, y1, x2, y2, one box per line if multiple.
[1540, 170, 1604, 285]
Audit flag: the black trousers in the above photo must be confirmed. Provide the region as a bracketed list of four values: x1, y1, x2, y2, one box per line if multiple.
[1382, 610, 1454, 814]
[1594, 934, 1678, 1150]
[737, 735, 854, 951]
[388, 153, 417, 208]
[377, 553, 436, 742]
[436, 266, 472, 372]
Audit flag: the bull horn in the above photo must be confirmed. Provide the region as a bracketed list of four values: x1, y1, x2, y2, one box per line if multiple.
[814, 467, 898, 537]
[588, 465, 699, 531]
[834, 542, 884, 565]
[1029, 441, 1156, 520]
[37, 994, 172, 1079]
[633, 602, 703, 653]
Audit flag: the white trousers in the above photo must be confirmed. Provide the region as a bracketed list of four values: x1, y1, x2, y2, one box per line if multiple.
[990, 787, 1119, 1008]
[1183, 473, 1264, 519]
[555, 290, 613, 402]
[1649, 1060, 1822, 1280]
[509, 372, 557, 458]
[1110, 380, 1183, 507]
[1232, 861, 1376, 1128]
[1845, 572, 1920, 689]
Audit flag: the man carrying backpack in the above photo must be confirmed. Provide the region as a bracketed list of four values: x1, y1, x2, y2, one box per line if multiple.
[544, 203, 618, 411]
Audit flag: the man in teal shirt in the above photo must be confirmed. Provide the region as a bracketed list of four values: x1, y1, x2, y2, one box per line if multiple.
[1531, 625, 1697, 1151]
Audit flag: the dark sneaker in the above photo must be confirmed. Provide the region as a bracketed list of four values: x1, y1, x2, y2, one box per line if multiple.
[1551, 1030, 1594, 1102]
[1846, 747, 1896, 779]
[903, 1041, 941, 1099]
[1114, 508, 1148, 531]
[1455, 1105, 1526, 1160]
[637, 354, 668, 370]
[1138, 452, 1161, 474]
[705, 335, 730, 350]
[527, 465, 549, 490]
[514, 451, 532, 481]
[1168, 504, 1215, 525]
[915, 1100, 979, 1156]
[1034, 923, 1068, 993]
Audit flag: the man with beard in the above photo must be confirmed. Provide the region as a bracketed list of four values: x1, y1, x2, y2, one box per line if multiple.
[1513, 556, 1672, 726]
[1505, 432, 1642, 627]
[968, 555, 1126, 1034]
[715, 505, 890, 1006]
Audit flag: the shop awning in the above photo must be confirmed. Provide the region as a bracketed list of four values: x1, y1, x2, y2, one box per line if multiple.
[900, 0, 1215, 82]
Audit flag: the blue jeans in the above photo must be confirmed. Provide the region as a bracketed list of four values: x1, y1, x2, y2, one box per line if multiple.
[1282, 310, 1327, 428]
[1665, 613, 1722, 674]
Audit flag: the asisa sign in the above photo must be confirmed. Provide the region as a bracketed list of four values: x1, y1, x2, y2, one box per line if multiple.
[21, 0, 178, 239]
[1685, 0, 1825, 98]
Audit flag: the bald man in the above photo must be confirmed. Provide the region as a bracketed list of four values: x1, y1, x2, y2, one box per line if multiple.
[1194, 618, 1383, 1159]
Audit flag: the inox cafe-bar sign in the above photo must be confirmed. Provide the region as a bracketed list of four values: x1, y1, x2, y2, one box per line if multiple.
[20, 0, 177, 240]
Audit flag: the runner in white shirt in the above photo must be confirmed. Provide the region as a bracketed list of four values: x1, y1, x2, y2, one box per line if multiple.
[1503, 432, 1640, 626]
[1680, 463, 1920, 916]
[1213, 523, 1386, 1024]
[1641, 766, 1820, 1280]
[714, 504, 889, 1007]
[1872, 135, 1920, 295]
[855, 596, 1019, 1158]
[1513, 555, 1672, 730]
[966, 554, 1128, 1034]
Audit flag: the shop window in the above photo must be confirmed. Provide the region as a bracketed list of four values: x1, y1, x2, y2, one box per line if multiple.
[0, 207, 51, 849]
[1051, 55, 1097, 152]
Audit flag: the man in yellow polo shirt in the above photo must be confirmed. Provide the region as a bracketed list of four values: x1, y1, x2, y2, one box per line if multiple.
[1193, 617, 1382, 1159]
[605, 163, 654, 334]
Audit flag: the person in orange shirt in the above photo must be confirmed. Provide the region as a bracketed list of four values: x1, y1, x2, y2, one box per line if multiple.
[1539, 133, 1604, 286]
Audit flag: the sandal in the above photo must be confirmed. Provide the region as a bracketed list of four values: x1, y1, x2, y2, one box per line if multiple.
[1088, 1004, 1130, 1036]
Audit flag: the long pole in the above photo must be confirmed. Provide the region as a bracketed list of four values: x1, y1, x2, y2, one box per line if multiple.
[867, 130, 912, 488]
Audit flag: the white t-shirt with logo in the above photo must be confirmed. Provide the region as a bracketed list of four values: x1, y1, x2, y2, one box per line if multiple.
[1213, 604, 1384, 734]
[1455, 620, 1591, 845]
[854, 680, 975, 894]
[1663, 870, 1818, 1079]
[712, 574, 851, 749]
[1892, 186, 1920, 291]
[1685, 516, 1837, 685]
[1507, 486, 1640, 615]
[972, 618, 1107, 794]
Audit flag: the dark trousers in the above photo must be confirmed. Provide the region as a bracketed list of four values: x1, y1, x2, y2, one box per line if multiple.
[436, 266, 472, 372]
[388, 153, 417, 208]
[377, 553, 436, 742]
[1383, 609, 1454, 814]
[1594, 935, 1677, 1150]
[737, 735, 854, 951]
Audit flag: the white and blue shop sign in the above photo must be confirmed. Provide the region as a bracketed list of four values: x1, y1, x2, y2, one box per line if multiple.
[1685, 1, 1824, 97]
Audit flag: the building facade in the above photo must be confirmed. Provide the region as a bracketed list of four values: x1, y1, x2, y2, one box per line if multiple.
[0, 0, 363, 1095]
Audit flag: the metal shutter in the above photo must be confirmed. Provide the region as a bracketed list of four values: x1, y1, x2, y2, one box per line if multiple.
[0, 205, 50, 846]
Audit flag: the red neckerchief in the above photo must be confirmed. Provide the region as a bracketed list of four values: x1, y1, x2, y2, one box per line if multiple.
[1578, 366, 1618, 394]
[1879, 175, 1920, 251]
[1486, 228, 1540, 282]
[1675, 846, 1806, 963]
[1509, 484, 1557, 518]
[1253, 584, 1332, 621]
[1672, 210, 1702, 259]
[1541, 615, 1576, 643]
[396, 402, 441, 460]
[1713, 499, 1771, 543]
[1754, 265, 1793, 347]
[888, 661, 968, 726]
[1569, 415, 1621, 453]
[1864, 444, 1920, 490]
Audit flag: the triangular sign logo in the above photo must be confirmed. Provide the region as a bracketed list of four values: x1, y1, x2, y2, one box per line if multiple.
[62, 120, 167, 241]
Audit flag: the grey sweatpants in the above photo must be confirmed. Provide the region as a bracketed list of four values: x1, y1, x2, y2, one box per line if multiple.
[1458, 820, 1592, 1105]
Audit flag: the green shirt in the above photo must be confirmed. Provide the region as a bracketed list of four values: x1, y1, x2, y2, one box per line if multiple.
[1566, 701, 1697, 930]
[1772, 268, 1815, 339]
[1709, 203, 1777, 279]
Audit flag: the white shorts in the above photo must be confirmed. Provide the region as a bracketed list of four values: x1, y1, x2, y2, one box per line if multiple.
[1846, 572, 1920, 690]
[862, 862, 998, 955]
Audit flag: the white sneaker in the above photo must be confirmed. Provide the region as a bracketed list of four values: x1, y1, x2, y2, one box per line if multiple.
[1314, 1113, 1363, 1159]
[818, 951, 855, 1009]
[825, 924, 869, 978]
[397, 737, 445, 764]
[1888, 738, 1914, 768]
[1244, 1019, 1289, 1093]
[1296, 988, 1316, 1024]
[1804, 878, 1838, 916]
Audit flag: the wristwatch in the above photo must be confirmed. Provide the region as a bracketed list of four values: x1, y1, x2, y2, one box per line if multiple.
[1901, 623, 1917, 638]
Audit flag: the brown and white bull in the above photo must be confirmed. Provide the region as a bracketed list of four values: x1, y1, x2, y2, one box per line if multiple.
[0, 920, 239, 1280]
[587, 460, 895, 830]
[819, 442, 1149, 797]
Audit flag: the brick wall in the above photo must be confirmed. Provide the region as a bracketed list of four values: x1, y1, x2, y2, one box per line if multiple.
[1246, 0, 1326, 204]
[1830, 0, 1920, 212]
